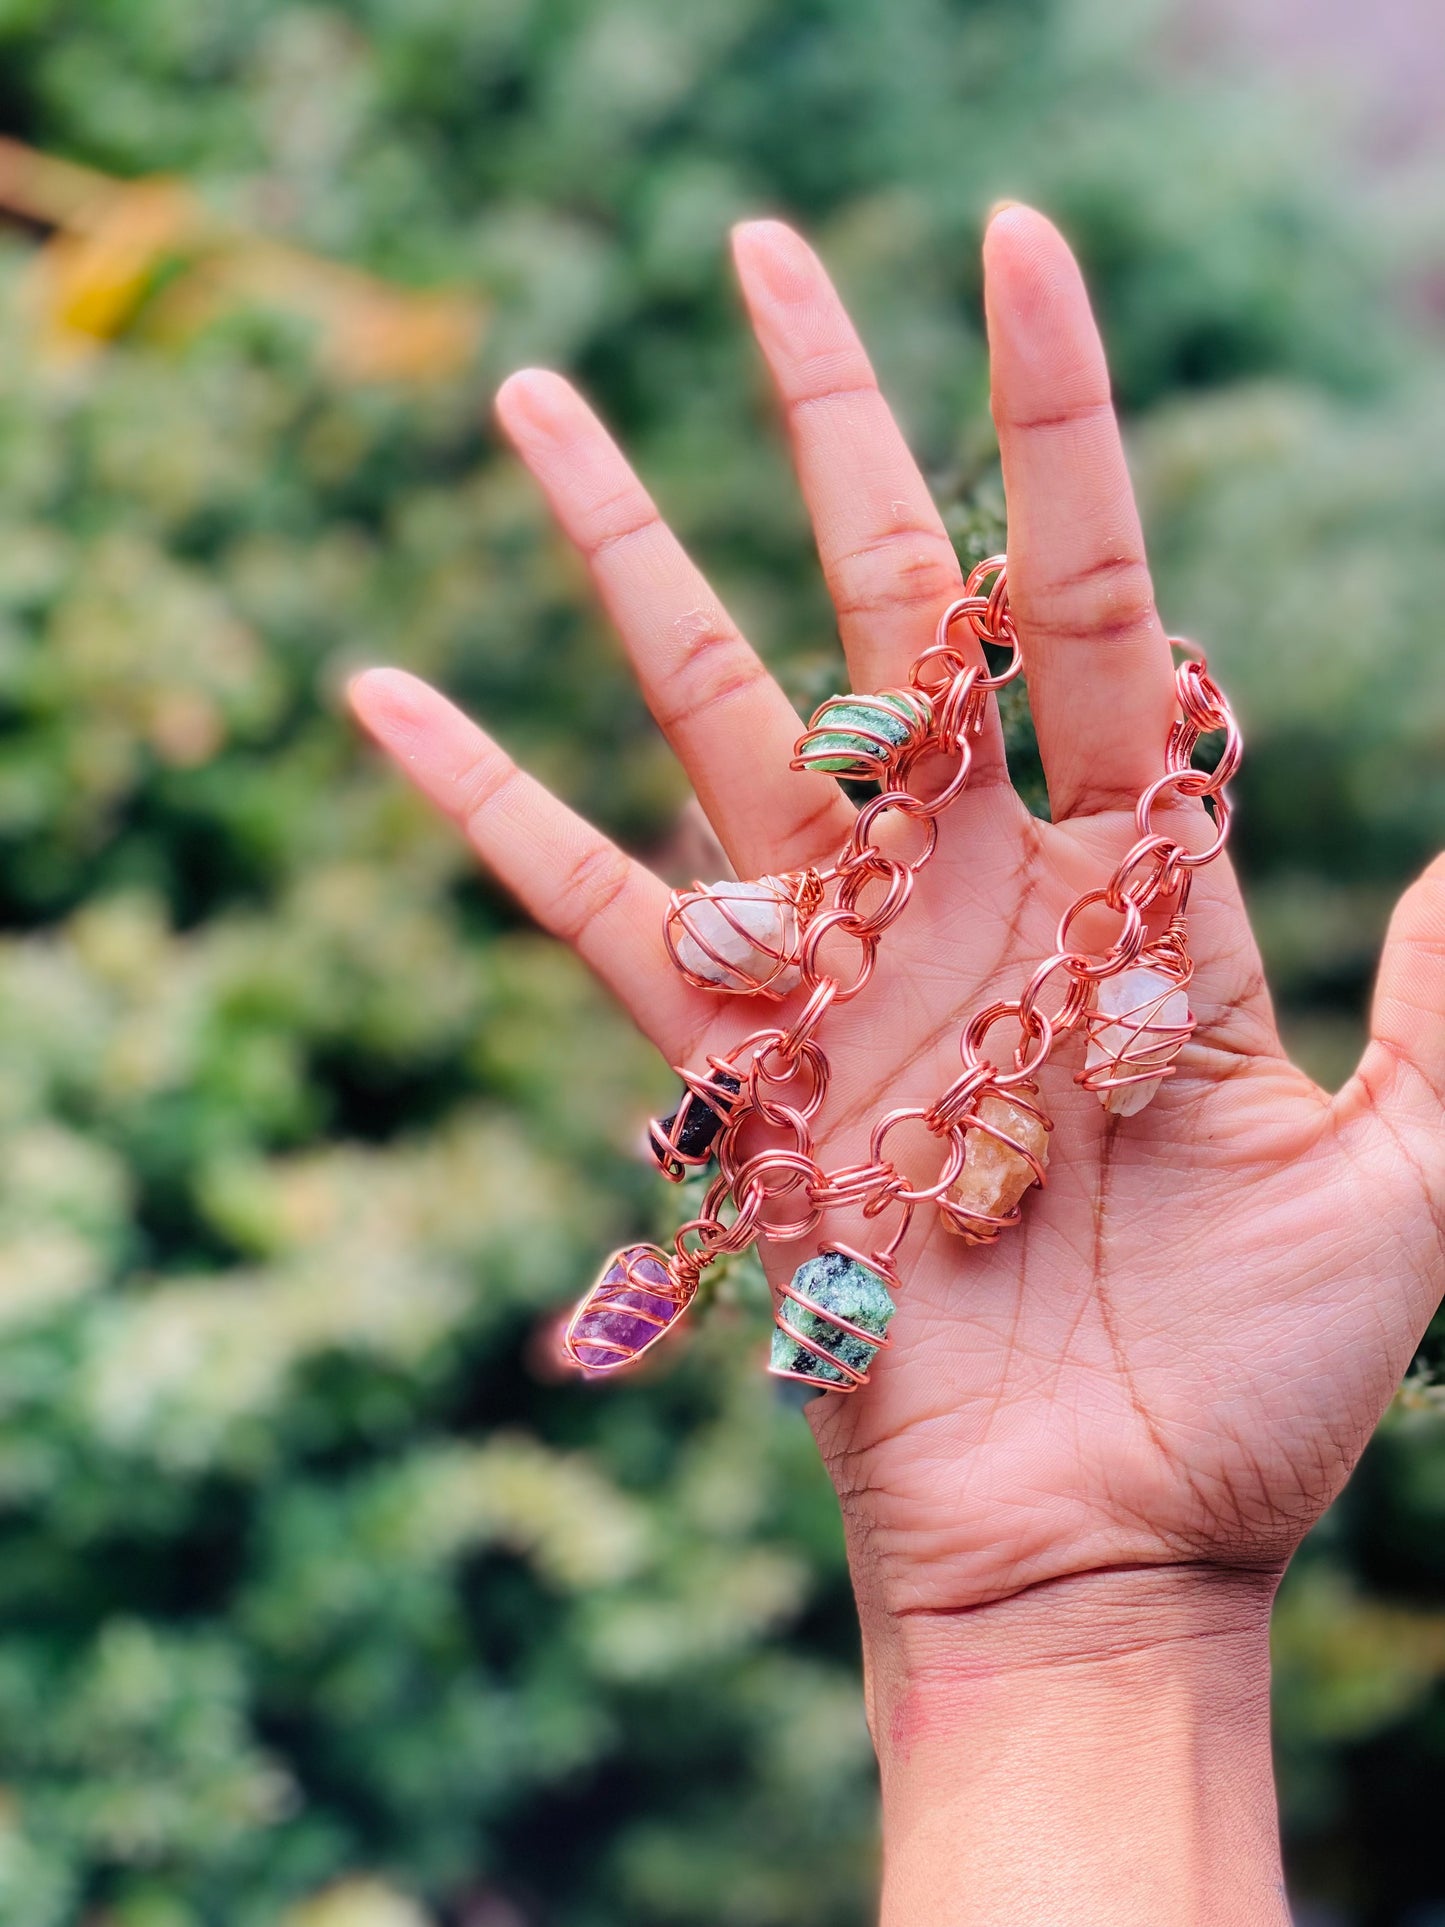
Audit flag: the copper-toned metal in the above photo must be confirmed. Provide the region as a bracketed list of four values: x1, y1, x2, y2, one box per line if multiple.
[749, 1030, 831, 1125]
[664, 870, 823, 997]
[1016, 953, 1094, 1041]
[791, 687, 934, 783]
[563, 1244, 695, 1375]
[560, 558, 1243, 1392]
[1076, 930, 1196, 1108]
[729, 1141, 825, 1245]
[868, 1107, 968, 1206]
[648, 1059, 745, 1182]
[846, 789, 939, 873]
[1137, 770, 1231, 868]
[935, 1083, 1052, 1243]
[774, 983, 840, 1067]
[797, 906, 878, 1002]
[769, 1243, 900, 1392]
[960, 999, 1054, 1087]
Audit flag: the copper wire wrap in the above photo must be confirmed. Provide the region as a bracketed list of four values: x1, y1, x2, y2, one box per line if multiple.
[791, 687, 934, 784]
[933, 1081, 1053, 1244]
[664, 870, 825, 997]
[558, 556, 1243, 1392]
[1075, 923, 1196, 1104]
[563, 1243, 697, 1375]
[647, 1058, 746, 1182]
[770, 1242, 900, 1393]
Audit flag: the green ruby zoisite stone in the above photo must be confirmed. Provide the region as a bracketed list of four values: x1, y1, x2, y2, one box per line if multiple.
[770, 1250, 897, 1388]
[804, 693, 927, 774]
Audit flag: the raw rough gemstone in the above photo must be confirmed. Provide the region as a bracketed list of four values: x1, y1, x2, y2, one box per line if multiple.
[770, 1249, 897, 1389]
[674, 879, 803, 994]
[648, 1071, 742, 1180]
[568, 1245, 684, 1374]
[942, 1091, 1050, 1237]
[804, 693, 928, 774]
[1085, 966, 1192, 1116]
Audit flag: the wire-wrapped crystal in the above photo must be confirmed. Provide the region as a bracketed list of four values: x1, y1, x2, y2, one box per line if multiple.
[792, 688, 932, 782]
[940, 1089, 1050, 1240]
[556, 558, 1240, 1396]
[648, 1068, 743, 1181]
[563, 1244, 693, 1374]
[769, 1249, 896, 1392]
[664, 875, 819, 997]
[1081, 964, 1193, 1115]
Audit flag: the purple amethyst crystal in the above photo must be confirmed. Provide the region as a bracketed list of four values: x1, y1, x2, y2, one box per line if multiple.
[565, 1244, 690, 1375]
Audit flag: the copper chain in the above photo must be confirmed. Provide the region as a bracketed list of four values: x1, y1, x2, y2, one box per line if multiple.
[664, 555, 1238, 1296]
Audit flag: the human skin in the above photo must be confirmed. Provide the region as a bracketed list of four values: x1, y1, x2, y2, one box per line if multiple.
[350, 205, 1445, 1924]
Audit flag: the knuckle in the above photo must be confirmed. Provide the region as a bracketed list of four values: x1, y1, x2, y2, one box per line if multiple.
[658, 633, 771, 734]
[581, 490, 661, 563]
[666, 610, 743, 673]
[785, 367, 876, 420]
[1020, 555, 1158, 651]
[998, 394, 1113, 436]
[455, 751, 520, 832]
[552, 842, 634, 944]
[829, 526, 962, 624]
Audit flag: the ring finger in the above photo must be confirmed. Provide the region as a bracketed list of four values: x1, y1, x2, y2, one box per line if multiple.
[495, 369, 855, 879]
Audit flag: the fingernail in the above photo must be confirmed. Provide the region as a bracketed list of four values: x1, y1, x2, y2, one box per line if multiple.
[731, 218, 814, 305]
[987, 198, 1022, 224]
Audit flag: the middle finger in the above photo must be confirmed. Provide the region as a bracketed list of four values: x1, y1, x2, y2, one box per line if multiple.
[732, 219, 1007, 786]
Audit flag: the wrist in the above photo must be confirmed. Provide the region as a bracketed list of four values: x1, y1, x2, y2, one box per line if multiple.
[861, 1565, 1289, 1927]
[859, 1560, 1279, 1715]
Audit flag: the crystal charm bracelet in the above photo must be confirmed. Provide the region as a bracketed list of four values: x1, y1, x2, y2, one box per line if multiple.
[562, 557, 1241, 1393]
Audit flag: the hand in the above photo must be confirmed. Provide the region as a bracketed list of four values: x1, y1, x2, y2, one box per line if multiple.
[351, 206, 1445, 1922]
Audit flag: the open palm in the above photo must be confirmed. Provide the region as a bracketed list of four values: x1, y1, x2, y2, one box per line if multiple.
[351, 206, 1445, 1631]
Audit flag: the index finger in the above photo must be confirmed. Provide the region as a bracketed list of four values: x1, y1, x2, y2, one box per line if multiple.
[983, 205, 1177, 820]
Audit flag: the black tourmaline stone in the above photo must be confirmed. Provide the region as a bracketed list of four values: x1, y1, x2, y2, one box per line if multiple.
[649, 1071, 742, 1180]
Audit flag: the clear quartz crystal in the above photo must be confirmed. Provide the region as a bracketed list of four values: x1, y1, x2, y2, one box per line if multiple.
[942, 1092, 1049, 1236]
[1084, 965, 1191, 1116]
[674, 879, 802, 994]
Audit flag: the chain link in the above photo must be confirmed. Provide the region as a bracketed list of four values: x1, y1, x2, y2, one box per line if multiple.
[575, 559, 1241, 1371]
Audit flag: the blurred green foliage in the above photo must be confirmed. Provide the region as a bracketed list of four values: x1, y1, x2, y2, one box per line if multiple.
[0, 1, 1436, 1923]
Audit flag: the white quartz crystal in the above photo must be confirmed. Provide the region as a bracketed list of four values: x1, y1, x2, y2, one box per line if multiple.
[1084, 966, 1191, 1116]
[674, 879, 802, 995]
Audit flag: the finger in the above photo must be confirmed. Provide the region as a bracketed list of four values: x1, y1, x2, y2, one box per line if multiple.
[731, 220, 1007, 783]
[494, 369, 852, 879]
[983, 204, 1177, 819]
[349, 668, 713, 1057]
[1348, 852, 1445, 1132]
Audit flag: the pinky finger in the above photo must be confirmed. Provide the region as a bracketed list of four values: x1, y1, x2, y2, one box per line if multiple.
[349, 667, 713, 1056]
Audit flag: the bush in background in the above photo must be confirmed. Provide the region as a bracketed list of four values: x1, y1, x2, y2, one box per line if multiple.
[0, 3, 1438, 1922]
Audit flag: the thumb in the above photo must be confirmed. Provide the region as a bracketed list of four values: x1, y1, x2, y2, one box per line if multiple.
[1351, 852, 1445, 1125]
